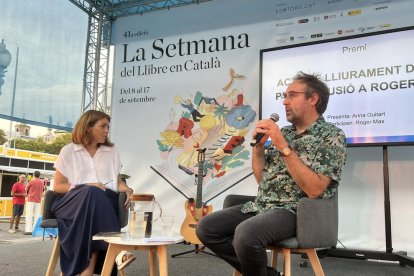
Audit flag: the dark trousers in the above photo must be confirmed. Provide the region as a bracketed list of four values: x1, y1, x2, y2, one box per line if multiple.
[196, 205, 296, 276]
[52, 185, 120, 276]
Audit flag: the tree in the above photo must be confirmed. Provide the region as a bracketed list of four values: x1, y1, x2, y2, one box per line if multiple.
[12, 133, 71, 155]
[214, 103, 229, 135]
[0, 129, 6, 145]
[46, 134, 72, 154]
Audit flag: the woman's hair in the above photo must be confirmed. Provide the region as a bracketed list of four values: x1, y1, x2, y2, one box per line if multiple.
[71, 110, 114, 147]
[293, 71, 330, 114]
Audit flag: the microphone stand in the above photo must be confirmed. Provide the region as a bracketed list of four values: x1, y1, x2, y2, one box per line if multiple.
[171, 243, 216, 258]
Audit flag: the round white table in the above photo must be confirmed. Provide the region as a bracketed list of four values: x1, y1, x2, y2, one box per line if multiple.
[100, 234, 183, 276]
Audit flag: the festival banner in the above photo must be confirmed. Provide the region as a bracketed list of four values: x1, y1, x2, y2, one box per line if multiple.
[110, 0, 414, 253]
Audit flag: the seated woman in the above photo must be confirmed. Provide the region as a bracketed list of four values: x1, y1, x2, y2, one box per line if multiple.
[52, 110, 135, 276]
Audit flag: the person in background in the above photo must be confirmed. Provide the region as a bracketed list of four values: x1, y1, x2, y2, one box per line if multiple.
[9, 174, 27, 233]
[196, 72, 347, 276]
[52, 110, 135, 276]
[24, 170, 44, 235]
[43, 178, 49, 191]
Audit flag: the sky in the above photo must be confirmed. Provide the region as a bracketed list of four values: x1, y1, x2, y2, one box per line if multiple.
[0, 0, 88, 134]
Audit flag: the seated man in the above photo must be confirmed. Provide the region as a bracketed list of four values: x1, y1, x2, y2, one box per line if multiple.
[196, 72, 347, 276]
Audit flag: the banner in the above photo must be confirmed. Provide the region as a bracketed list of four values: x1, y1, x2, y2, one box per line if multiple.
[111, 0, 277, 213]
[111, 0, 414, 253]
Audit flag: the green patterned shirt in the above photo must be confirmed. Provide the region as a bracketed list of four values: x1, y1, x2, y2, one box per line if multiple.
[241, 116, 347, 214]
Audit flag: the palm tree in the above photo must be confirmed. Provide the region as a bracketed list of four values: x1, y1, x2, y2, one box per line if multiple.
[214, 103, 229, 135]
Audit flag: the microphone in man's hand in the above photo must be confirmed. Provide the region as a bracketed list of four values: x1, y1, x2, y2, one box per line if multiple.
[250, 113, 280, 147]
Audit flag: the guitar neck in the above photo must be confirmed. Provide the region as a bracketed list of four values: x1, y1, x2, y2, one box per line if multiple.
[195, 148, 205, 209]
[195, 162, 203, 209]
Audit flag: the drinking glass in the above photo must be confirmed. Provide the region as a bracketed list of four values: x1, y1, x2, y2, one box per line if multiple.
[161, 216, 174, 237]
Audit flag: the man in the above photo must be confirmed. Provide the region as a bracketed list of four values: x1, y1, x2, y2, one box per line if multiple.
[9, 174, 27, 233]
[24, 171, 45, 235]
[196, 72, 347, 276]
[180, 99, 204, 122]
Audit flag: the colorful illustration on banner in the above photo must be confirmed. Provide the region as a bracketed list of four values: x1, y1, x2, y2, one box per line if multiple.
[152, 68, 255, 202]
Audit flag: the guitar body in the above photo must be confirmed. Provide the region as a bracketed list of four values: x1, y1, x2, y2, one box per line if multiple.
[180, 200, 213, 244]
[180, 148, 213, 244]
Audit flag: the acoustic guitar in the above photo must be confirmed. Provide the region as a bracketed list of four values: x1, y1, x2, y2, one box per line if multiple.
[180, 148, 213, 244]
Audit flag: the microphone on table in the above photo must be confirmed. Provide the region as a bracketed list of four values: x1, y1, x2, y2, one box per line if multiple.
[250, 113, 280, 147]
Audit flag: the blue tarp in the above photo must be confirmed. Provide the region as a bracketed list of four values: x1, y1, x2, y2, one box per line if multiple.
[32, 216, 58, 238]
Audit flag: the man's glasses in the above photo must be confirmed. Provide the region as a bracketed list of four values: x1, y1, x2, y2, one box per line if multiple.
[282, 91, 307, 100]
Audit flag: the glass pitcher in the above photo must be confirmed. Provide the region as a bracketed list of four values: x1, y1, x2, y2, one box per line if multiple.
[129, 194, 162, 238]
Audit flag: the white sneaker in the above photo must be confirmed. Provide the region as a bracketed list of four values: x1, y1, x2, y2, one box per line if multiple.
[8, 229, 16, 233]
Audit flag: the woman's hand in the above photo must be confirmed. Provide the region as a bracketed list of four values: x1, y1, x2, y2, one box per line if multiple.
[116, 174, 133, 208]
[124, 188, 133, 208]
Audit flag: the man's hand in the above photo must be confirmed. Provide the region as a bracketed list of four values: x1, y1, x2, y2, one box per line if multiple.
[253, 118, 287, 150]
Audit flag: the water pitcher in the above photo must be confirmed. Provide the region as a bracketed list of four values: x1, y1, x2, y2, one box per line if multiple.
[129, 194, 162, 238]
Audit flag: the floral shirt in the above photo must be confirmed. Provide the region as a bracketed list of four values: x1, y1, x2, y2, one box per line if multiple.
[241, 116, 347, 215]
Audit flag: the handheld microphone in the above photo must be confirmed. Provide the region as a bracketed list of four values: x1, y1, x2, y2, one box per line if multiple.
[250, 113, 279, 147]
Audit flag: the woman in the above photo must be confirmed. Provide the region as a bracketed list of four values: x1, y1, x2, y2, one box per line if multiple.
[52, 110, 135, 276]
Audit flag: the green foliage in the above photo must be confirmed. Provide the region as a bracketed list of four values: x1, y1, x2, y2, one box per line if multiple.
[46, 134, 72, 154]
[12, 133, 71, 155]
[220, 145, 250, 172]
[0, 129, 6, 145]
[214, 103, 229, 118]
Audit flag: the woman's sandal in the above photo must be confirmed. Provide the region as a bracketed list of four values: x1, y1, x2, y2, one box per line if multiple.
[115, 250, 136, 270]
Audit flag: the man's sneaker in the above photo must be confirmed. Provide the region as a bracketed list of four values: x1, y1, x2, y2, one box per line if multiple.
[23, 231, 32, 235]
[8, 229, 16, 233]
[14, 228, 22, 232]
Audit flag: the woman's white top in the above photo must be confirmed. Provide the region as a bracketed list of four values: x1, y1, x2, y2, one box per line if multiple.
[54, 143, 122, 192]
